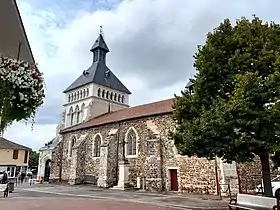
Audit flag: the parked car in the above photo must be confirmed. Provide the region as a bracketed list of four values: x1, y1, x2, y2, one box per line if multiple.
[255, 176, 280, 197]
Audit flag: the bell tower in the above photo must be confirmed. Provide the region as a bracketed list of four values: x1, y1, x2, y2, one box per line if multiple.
[63, 27, 131, 128]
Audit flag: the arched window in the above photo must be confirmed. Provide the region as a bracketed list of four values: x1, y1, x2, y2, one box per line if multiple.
[74, 92, 77, 101]
[97, 88, 101, 97]
[121, 95, 124, 103]
[125, 128, 137, 156]
[102, 90, 105, 98]
[71, 93, 74, 102]
[106, 91, 109, 99]
[110, 92, 113, 100]
[118, 94, 121, 102]
[93, 134, 101, 157]
[69, 107, 74, 126]
[68, 95, 71, 102]
[81, 103, 85, 122]
[83, 89, 86, 97]
[77, 91, 80, 100]
[69, 137, 76, 157]
[114, 93, 117, 101]
[93, 51, 97, 62]
[75, 105, 80, 124]
[80, 90, 83, 98]
[86, 88, 89, 96]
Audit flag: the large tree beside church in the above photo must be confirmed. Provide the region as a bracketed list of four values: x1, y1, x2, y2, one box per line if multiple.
[0, 56, 45, 132]
[172, 16, 280, 197]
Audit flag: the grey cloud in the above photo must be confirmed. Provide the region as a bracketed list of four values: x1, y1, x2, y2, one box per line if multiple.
[23, 0, 280, 126]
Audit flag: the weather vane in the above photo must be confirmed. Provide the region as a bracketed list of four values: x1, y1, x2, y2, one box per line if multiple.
[99, 25, 104, 37]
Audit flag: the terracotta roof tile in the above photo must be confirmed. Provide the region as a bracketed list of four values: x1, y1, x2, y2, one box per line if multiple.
[0, 137, 31, 150]
[61, 98, 175, 133]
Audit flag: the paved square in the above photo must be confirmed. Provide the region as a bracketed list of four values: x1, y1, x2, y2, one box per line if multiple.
[0, 184, 228, 210]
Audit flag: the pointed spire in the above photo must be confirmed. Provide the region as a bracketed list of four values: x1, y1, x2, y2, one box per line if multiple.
[90, 26, 109, 53]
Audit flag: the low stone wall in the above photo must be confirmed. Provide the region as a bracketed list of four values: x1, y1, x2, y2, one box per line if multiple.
[238, 157, 279, 192]
[166, 156, 220, 194]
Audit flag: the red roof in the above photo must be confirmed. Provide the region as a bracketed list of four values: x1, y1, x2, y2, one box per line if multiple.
[61, 98, 174, 133]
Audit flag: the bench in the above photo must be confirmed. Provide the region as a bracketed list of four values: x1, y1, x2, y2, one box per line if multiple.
[82, 174, 96, 185]
[228, 193, 278, 210]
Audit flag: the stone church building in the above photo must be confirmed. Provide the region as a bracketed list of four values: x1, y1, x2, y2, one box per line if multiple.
[37, 32, 271, 194]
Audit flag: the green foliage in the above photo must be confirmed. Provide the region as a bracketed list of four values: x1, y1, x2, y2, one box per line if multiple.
[173, 15, 280, 196]
[29, 150, 39, 168]
[172, 16, 280, 163]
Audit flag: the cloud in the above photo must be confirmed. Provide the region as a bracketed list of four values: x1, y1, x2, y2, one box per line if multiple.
[4, 0, 280, 149]
[3, 122, 57, 151]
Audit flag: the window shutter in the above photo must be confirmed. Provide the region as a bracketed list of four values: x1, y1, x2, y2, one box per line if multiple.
[13, 150, 19, 159]
[24, 151, 28, 163]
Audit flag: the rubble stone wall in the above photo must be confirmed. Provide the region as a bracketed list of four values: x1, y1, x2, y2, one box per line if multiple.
[51, 113, 221, 194]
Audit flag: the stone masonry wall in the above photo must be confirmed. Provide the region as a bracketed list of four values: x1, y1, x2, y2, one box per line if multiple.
[51, 113, 221, 194]
[50, 141, 63, 183]
[237, 157, 279, 192]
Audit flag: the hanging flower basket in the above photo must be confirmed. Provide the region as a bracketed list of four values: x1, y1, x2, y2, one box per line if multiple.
[0, 56, 45, 132]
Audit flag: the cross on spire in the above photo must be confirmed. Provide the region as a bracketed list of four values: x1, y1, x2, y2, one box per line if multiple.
[99, 25, 104, 38]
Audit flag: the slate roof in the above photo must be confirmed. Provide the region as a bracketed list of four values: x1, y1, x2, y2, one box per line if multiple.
[60, 98, 175, 133]
[185, 79, 193, 88]
[0, 137, 31, 151]
[63, 34, 131, 94]
[90, 34, 109, 52]
[39, 137, 59, 151]
[64, 61, 131, 94]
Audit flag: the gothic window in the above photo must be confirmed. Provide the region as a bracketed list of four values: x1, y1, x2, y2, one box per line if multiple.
[86, 88, 89, 96]
[97, 88, 101, 97]
[121, 95, 124, 103]
[80, 90, 83, 98]
[75, 105, 80, 124]
[114, 93, 117, 101]
[93, 135, 101, 157]
[83, 89, 86, 97]
[80, 103, 85, 122]
[68, 95, 71, 102]
[69, 107, 74, 126]
[74, 92, 77, 101]
[102, 90, 105, 98]
[110, 92, 113, 100]
[71, 93, 74, 102]
[69, 136, 76, 157]
[106, 91, 109, 99]
[126, 128, 137, 156]
[118, 94, 121, 102]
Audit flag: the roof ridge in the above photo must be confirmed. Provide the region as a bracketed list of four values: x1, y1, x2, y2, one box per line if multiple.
[61, 97, 175, 133]
[0, 137, 31, 151]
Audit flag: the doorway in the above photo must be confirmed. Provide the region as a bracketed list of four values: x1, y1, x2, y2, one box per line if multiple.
[44, 159, 51, 182]
[169, 169, 178, 191]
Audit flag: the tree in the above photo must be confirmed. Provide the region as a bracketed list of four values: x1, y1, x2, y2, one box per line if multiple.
[172, 16, 280, 197]
[29, 150, 39, 168]
[0, 56, 45, 133]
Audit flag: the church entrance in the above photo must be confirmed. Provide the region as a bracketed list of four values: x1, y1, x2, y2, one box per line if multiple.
[169, 169, 178, 191]
[44, 159, 51, 182]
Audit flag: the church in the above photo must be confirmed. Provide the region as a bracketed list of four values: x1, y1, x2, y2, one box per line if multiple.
[37, 31, 268, 194]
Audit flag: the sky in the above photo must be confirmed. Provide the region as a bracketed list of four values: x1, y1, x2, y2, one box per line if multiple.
[3, 0, 280, 150]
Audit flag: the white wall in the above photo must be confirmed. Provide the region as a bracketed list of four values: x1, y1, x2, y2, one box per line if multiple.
[63, 82, 130, 127]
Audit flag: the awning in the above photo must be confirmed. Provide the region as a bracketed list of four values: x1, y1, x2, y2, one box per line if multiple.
[0, 0, 35, 63]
